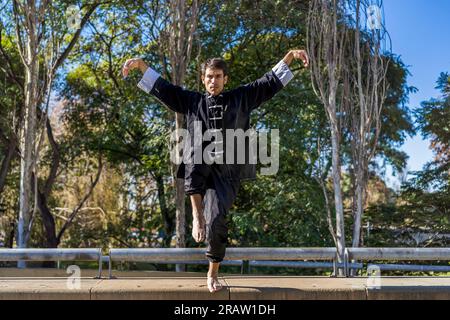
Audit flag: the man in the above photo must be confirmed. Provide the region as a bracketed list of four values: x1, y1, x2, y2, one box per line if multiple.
[122, 49, 309, 293]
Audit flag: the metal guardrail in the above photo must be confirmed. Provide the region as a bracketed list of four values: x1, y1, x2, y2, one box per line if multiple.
[347, 248, 450, 276]
[139, 260, 244, 266]
[348, 248, 450, 260]
[2, 247, 450, 279]
[108, 247, 338, 278]
[249, 260, 363, 271]
[368, 263, 450, 273]
[0, 248, 103, 278]
[108, 247, 450, 278]
[249, 261, 450, 274]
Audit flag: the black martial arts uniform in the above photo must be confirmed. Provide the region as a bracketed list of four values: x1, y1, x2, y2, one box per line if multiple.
[138, 60, 293, 263]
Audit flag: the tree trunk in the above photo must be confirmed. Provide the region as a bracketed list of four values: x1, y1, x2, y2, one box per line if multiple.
[174, 114, 186, 272]
[155, 174, 174, 248]
[36, 190, 58, 248]
[168, 0, 199, 272]
[352, 175, 364, 248]
[36, 190, 58, 268]
[7, 222, 15, 248]
[18, 30, 39, 267]
[330, 127, 346, 276]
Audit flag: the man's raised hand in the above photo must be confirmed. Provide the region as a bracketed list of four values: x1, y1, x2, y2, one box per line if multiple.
[122, 58, 148, 78]
[282, 49, 309, 68]
[292, 49, 309, 68]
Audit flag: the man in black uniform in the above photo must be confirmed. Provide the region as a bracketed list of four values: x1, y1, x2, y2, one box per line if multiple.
[122, 50, 308, 292]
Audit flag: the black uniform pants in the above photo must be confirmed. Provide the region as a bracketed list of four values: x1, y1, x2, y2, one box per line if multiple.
[185, 163, 240, 263]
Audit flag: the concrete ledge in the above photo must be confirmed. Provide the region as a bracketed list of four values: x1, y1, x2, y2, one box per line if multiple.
[91, 277, 228, 300]
[1, 270, 450, 300]
[224, 276, 367, 300]
[366, 277, 450, 300]
[0, 279, 101, 300]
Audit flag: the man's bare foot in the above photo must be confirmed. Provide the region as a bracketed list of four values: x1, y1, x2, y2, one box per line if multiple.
[192, 215, 206, 243]
[207, 274, 223, 293]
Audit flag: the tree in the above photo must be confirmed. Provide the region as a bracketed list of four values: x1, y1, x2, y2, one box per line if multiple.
[59, 2, 180, 253]
[0, 1, 101, 260]
[307, 0, 348, 275]
[341, 0, 390, 250]
[166, 0, 199, 272]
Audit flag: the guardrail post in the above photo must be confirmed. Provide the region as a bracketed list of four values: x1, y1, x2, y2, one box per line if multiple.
[95, 249, 103, 279]
[332, 256, 337, 277]
[242, 260, 250, 274]
[108, 253, 114, 279]
[344, 248, 350, 277]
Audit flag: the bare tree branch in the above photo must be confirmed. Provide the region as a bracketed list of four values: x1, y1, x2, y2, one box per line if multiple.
[56, 156, 103, 243]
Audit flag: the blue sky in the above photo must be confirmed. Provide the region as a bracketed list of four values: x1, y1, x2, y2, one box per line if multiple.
[383, 0, 450, 187]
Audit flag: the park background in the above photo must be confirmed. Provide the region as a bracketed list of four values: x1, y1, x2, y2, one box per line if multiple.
[0, 0, 448, 275]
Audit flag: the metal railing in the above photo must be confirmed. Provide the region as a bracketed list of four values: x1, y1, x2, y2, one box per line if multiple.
[0, 248, 103, 278]
[248, 260, 363, 273]
[108, 247, 338, 278]
[2, 247, 450, 279]
[108, 247, 450, 278]
[346, 247, 450, 275]
[348, 248, 450, 260]
[367, 263, 450, 273]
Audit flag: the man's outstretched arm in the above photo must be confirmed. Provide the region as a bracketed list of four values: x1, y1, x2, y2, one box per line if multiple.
[122, 58, 197, 114]
[240, 49, 309, 113]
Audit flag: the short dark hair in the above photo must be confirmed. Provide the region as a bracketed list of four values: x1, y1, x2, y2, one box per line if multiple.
[201, 58, 228, 77]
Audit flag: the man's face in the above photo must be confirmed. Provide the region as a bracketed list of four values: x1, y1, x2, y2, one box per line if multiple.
[202, 67, 228, 96]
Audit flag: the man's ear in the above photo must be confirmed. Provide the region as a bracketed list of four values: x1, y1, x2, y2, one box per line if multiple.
[201, 75, 205, 85]
[224, 75, 228, 85]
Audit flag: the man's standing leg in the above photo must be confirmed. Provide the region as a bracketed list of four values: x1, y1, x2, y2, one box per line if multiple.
[190, 192, 222, 293]
[203, 166, 240, 293]
[203, 187, 228, 292]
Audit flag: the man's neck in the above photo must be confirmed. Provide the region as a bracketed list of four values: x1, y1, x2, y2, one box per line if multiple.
[206, 91, 224, 97]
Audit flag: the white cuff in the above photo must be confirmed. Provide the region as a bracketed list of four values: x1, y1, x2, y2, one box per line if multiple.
[272, 60, 294, 87]
[137, 67, 160, 93]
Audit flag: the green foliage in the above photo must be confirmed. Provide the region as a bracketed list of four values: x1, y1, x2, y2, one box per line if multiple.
[1, 1, 439, 278]
[365, 72, 450, 250]
[414, 72, 450, 190]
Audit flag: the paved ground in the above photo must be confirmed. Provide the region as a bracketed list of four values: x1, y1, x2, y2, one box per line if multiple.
[1, 269, 450, 300]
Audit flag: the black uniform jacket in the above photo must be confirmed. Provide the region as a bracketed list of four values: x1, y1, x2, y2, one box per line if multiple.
[149, 70, 284, 181]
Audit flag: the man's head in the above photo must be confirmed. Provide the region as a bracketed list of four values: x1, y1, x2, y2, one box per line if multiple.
[201, 58, 228, 96]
